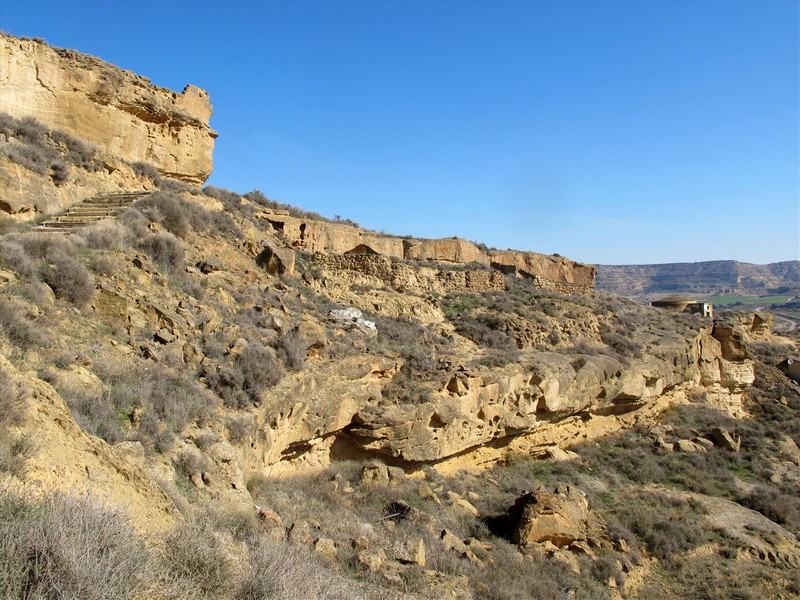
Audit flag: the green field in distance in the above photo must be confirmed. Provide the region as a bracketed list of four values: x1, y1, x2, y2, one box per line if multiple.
[709, 295, 793, 307]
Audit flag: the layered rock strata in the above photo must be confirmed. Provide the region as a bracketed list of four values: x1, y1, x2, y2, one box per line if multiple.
[314, 253, 505, 294]
[0, 33, 216, 184]
[258, 210, 596, 292]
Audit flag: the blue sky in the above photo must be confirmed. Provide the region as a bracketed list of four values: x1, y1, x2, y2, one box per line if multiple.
[2, 0, 798, 265]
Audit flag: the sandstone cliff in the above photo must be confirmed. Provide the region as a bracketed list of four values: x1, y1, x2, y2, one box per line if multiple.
[0, 33, 216, 185]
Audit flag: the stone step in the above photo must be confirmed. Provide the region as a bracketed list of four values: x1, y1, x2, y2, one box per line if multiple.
[81, 199, 137, 207]
[55, 215, 108, 223]
[35, 190, 151, 233]
[36, 221, 93, 229]
[64, 208, 118, 216]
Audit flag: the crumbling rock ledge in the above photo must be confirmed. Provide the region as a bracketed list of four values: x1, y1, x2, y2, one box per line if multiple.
[250, 326, 754, 471]
[257, 210, 597, 293]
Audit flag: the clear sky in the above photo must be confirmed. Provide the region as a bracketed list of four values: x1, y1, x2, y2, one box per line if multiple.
[1, 0, 798, 265]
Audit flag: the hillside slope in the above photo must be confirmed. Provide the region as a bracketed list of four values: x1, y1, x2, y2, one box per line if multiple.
[1, 34, 799, 600]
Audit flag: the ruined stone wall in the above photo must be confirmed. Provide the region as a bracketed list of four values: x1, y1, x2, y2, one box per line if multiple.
[259, 208, 596, 293]
[0, 33, 216, 184]
[528, 275, 595, 296]
[314, 253, 505, 294]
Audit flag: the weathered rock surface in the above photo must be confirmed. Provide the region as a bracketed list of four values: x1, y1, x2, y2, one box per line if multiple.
[489, 250, 598, 293]
[0, 33, 216, 185]
[258, 210, 596, 292]
[256, 242, 296, 276]
[486, 486, 597, 547]
[346, 328, 753, 463]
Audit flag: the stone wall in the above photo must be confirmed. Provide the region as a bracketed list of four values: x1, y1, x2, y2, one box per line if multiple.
[314, 253, 505, 294]
[259, 209, 596, 293]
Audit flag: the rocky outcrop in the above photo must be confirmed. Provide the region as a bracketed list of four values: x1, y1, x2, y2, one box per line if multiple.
[489, 250, 597, 293]
[248, 325, 754, 468]
[404, 238, 487, 265]
[0, 153, 153, 217]
[348, 332, 710, 463]
[259, 209, 595, 292]
[256, 242, 296, 276]
[486, 486, 598, 547]
[257, 212, 405, 257]
[314, 252, 505, 294]
[0, 33, 216, 185]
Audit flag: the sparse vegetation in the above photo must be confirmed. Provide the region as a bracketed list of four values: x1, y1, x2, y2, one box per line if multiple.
[1, 109, 797, 599]
[0, 112, 102, 185]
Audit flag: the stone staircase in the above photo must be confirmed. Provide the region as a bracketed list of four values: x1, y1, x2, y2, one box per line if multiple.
[35, 191, 150, 231]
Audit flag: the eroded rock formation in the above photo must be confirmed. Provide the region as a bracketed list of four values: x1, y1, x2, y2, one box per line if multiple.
[246, 324, 754, 470]
[0, 33, 216, 184]
[258, 209, 597, 293]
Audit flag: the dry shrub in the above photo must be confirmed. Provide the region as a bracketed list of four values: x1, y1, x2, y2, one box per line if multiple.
[10, 234, 95, 306]
[0, 239, 37, 278]
[0, 492, 153, 600]
[226, 414, 255, 444]
[89, 253, 120, 276]
[0, 364, 33, 476]
[133, 191, 240, 240]
[276, 330, 307, 371]
[0, 297, 49, 347]
[138, 231, 185, 272]
[61, 357, 216, 453]
[208, 341, 284, 408]
[81, 219, 133, 250]
[162, 517, 235, 598]
[238, 536, 376, 600]
[0, 113, 102, 183]
[739, 484, 800, 535]
[131, 160, 161, 183]
[175, 447, 213, 478]
[0, 363, 26, 427]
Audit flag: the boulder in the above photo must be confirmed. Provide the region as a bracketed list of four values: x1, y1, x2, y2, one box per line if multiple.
[328, 307, 377, 335]
[313, 537, 337, 561]
[545, 446, 580, 462]
[441, 529, 485, 567]
[674, 439, 705, 453]
[360, 461, 390, 486]
[486, 486, 592, 547]
[711, 427, 741, 452]
[287, 521, 314, 545]
[392, 538, 426, 566]
[256, 242, 296, 276]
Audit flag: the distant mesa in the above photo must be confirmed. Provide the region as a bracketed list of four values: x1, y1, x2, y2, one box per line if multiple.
[598, 260, 800, 299]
